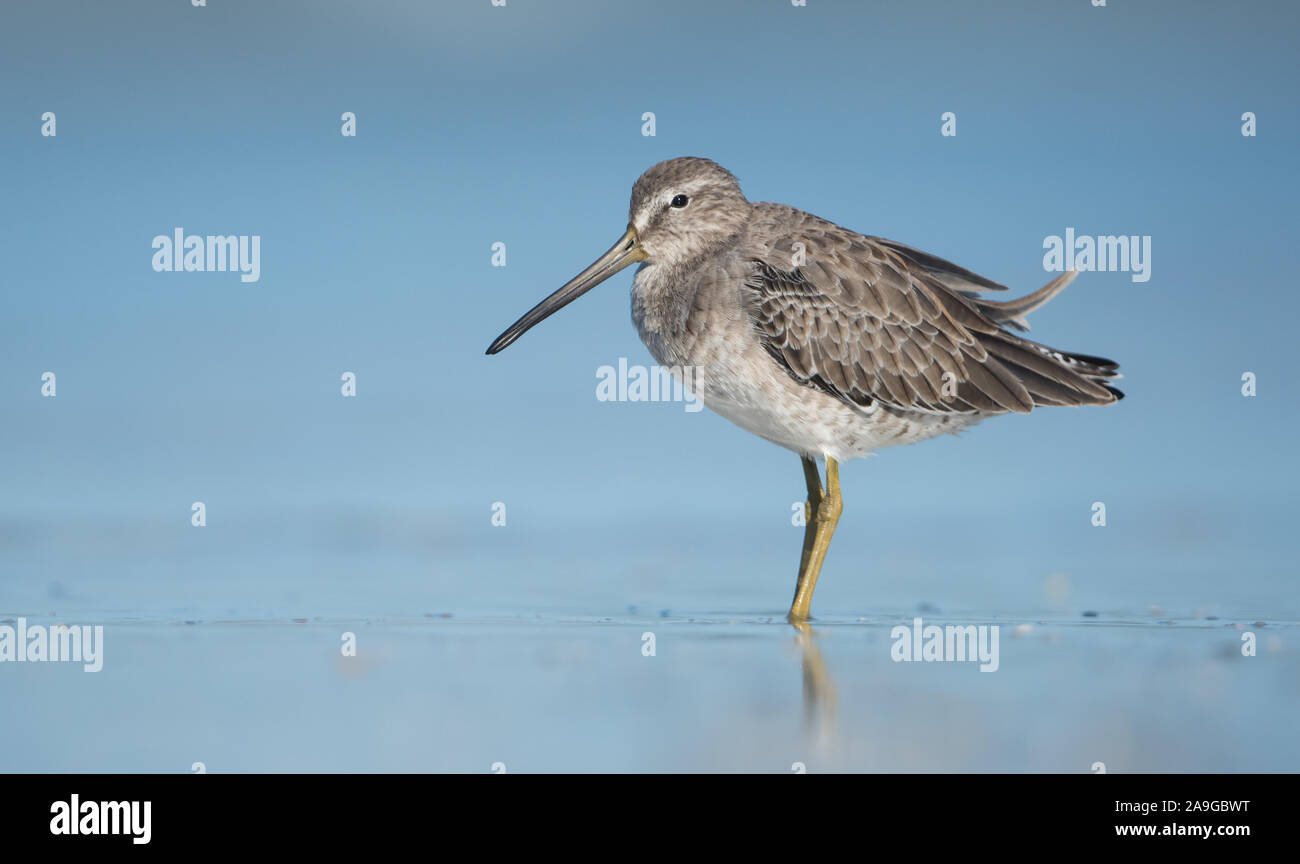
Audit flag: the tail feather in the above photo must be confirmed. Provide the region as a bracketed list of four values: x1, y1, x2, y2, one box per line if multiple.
[983, 334, 1123, 407]
[972, 271, 1077, 331]
[898, 256, 1124, 411]
[956, 268, 1124, 407]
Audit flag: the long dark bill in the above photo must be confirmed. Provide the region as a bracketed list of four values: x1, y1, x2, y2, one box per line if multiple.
[485, 226, 646, 355]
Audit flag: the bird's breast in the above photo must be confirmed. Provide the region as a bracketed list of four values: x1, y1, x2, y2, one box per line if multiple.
[630, 263, 696, 367]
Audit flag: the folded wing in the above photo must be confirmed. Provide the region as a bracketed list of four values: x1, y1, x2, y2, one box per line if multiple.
[743, 216, 1122, 415]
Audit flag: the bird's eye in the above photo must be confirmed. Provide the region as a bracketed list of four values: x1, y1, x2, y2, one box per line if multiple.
[670, 194, 689, 209]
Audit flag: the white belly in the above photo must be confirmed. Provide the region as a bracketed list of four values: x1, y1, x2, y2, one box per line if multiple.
[643, 317, 974, 461]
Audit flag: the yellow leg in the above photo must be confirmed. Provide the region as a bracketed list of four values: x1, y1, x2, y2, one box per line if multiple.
[795, 456, 823, 580]
[788, 456, 842, 622]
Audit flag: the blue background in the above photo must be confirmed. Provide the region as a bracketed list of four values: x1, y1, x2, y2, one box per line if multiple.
[1, 0, 1296, 772]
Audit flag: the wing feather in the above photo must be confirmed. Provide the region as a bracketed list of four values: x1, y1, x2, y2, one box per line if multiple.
[742, 206, 1122, 416]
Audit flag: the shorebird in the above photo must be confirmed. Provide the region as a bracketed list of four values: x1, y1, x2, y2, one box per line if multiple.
[486, 158, 1122, 621]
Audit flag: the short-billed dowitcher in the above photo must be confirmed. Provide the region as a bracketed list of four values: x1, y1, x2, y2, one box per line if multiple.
[487, 157, 1121, 621]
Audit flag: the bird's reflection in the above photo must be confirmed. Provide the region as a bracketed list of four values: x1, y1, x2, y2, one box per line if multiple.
[792, 621, 838, 745]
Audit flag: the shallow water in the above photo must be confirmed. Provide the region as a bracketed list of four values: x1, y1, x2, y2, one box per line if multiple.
[3, 502, 1298, 772]
[2, 531, 1295, 772]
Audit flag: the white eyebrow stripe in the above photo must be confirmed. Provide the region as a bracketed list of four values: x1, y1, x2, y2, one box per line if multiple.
[632, 180, 710, 230]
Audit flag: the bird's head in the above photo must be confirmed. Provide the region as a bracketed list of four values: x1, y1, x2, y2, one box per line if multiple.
[486, 157, 750, 355]
[627, 157, 752, 267]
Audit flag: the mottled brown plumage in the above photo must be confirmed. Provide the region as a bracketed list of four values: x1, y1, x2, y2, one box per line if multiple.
[742, 206, 1122, 417]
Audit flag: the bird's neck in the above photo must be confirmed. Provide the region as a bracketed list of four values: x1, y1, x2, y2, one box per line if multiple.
[631, 261, 702, 361]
